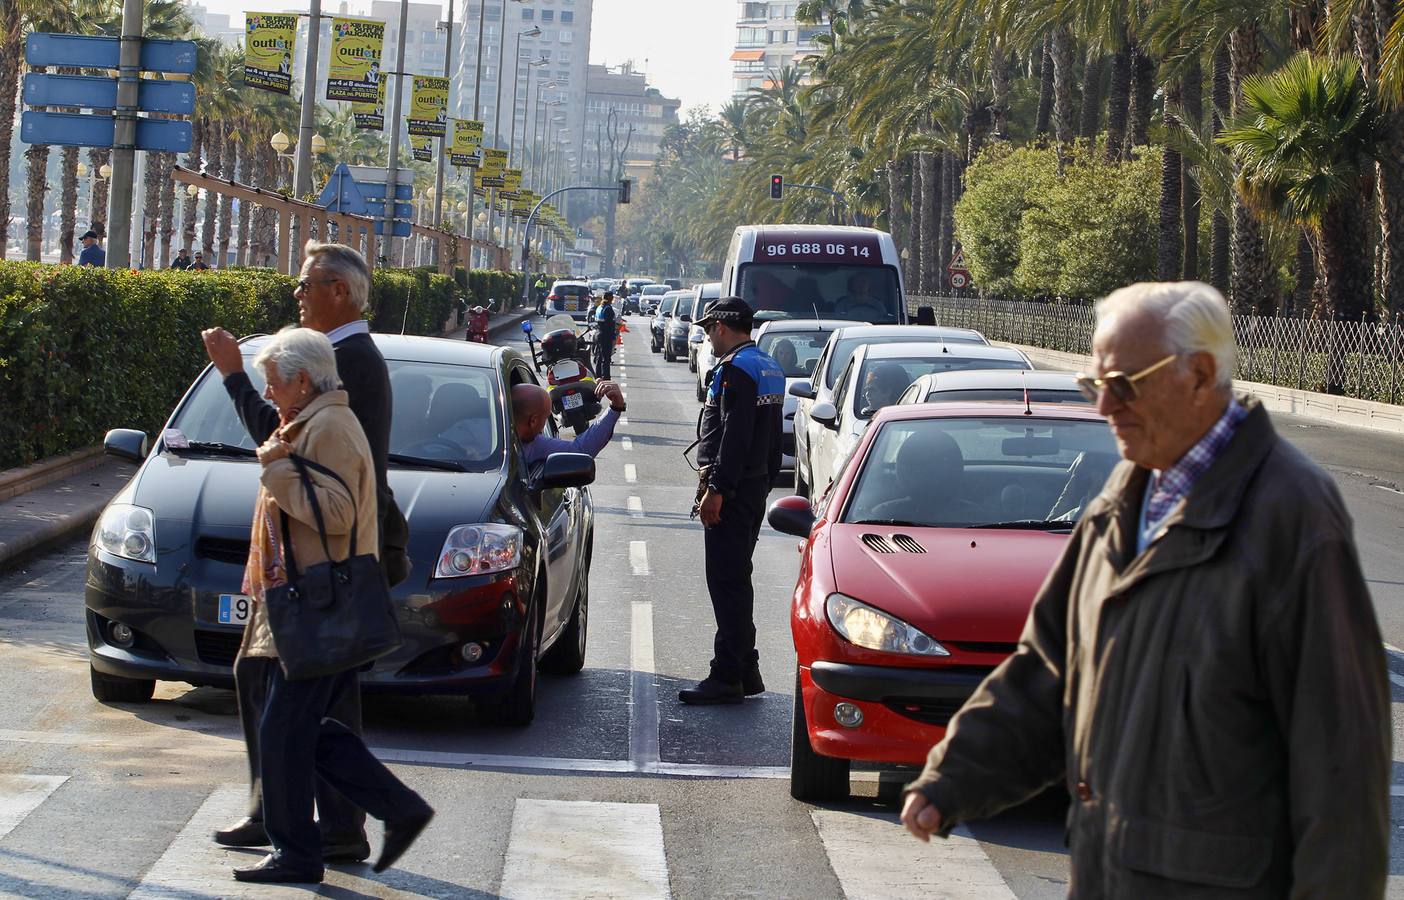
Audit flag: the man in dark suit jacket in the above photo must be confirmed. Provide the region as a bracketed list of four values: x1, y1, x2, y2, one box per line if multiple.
[201, 241, 408, 864]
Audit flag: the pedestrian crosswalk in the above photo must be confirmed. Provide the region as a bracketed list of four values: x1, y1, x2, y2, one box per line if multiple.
[0, 771, 1033, 899]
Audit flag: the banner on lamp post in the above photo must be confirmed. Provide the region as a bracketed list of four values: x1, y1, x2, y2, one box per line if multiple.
[450, 118, 483, 167]
[479, 147, 507, 187]
[326, 16, 385, 103]
[409, 133, 433, 162]
[407, 76, 449, 137]
[243, 13, 298, 95]
[352, 78, 385, 130]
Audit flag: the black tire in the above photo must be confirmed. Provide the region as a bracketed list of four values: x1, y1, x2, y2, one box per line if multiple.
[484, 584, 542, 727]
[663, 343, 676, 362]
[688, 353, 697, 373]
[651, 335, 661, 353]
[790, 670, 850, 801]
[696, 378, 706, 403]
[90, 665, 155, 704]
[541, 550, 589, 676]
[795, 467, 811, 499]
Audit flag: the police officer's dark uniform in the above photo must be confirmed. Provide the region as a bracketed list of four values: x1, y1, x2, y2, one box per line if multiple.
[681, 297, 784, 705]
[592, 292, 618, 380]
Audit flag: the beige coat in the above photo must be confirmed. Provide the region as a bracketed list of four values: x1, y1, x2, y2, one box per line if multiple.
[906, 399, 1390, 898]
[240, 390, 380, 658]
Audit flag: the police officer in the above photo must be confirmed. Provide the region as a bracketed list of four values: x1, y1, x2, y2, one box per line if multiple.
[592, 290, 618, 380]
[680, 297, 784, 705]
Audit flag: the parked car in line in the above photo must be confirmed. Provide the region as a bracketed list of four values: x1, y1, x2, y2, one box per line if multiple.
[588, 278, 613, 295]
[754, 320, 849, 473]
[86, 335, 596, 727]
[649, 291, 683, 353]
[799, 341, 1032, 500]
[638, 283, 670, 315]
[790, 325, 992, 498]
[896, 370, 1088, 407]
[544, 281, 596, 322]
[768, 401, 1117, 800]
[687, 283, 723, 375]
[664, 291, 698, 362]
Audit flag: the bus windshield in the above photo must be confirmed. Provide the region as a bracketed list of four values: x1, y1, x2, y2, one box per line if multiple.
[739, 263, 902, 325]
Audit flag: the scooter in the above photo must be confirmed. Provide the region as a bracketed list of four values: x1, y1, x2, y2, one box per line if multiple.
[465, 305, 490, 343]
[521, 317, 601, 434]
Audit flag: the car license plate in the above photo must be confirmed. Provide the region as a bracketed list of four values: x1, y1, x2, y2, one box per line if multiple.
[563, 393, 584, 410]
[218, 593, 251, 626]
[566, 299, 580, 311]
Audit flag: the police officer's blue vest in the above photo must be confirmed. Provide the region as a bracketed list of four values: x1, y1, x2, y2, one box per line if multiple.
[707, 343, 785, 405]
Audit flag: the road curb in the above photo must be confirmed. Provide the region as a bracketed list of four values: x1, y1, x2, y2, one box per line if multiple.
[0, 494, 108, 573]
[0, 446, 106, 502]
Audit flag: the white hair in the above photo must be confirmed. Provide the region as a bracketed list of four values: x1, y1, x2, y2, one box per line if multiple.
[1095, 281, 1236, 389]
[253, 326, 341, 394]
[304, 240, 371, 312]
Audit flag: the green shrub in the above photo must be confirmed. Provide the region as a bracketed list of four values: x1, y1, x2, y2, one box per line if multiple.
[953, 144, 1059, 296]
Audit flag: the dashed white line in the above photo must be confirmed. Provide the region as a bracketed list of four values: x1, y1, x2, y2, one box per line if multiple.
[625, 463, 638, 483]
[813, 813, 1017, 899]
[627, 496, 644, 518]
[629, 540, 650, 576]
[0, 774, 67, 841]
[630, 600, 660, 771]
[620, 416, 629, 426]
[622, 437, 633, 452]
[499, 800, 670, 900]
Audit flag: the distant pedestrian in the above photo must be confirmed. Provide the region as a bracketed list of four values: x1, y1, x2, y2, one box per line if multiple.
[77, 230, 104, 267]
[171, 247, 193, 270]
[534, 275, 548, 314]
[679, 297, 783, 705]
[900, 281, 1390, 897]
[592, 291, 617, 380]
[232, 326, 432, 884]
[191, 251, 211, 270]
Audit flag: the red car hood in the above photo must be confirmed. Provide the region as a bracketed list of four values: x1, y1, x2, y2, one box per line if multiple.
[827, 524, 1068, 644]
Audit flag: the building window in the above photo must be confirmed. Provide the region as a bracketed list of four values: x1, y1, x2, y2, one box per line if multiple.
[558, 29, 572, 42]
[557, 49, 571, 63]
[485, 3, 501, 20]
[737, 26, 765, 46]
[560, 10, 573, 22]
[522, 7, 534, 18]
[541, 9, 554, 21]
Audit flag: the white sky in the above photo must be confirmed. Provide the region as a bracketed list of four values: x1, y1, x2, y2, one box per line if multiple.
[194, 0, 736, 114]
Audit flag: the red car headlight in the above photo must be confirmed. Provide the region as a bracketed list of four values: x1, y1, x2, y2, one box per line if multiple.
[825, 593, 949, 657]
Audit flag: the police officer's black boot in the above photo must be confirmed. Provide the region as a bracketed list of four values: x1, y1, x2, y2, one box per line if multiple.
[742, 666, 765, 696]
[678, 675, 744, 705]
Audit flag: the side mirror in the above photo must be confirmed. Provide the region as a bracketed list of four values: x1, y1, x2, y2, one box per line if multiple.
[810, 400, 838, 428]
[788, 380, 816, 400]
[915, 306, 936, 326]
[680, 315, 691, 322]
[767, 495, 816, 537]
[104, 428, 149, 463]
[533, 452, 595, 490]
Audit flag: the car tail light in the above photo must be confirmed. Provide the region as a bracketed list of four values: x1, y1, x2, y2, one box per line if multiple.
[548, 294, 559, 301]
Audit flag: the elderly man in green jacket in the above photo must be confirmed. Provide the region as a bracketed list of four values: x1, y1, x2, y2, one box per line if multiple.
[901, 281, 1390, 898]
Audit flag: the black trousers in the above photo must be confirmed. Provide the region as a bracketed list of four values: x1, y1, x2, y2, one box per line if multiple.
[233, 655, 365, 841]
[593, 331, 615, 380]
[703, 475, 770, 682]
[259, 666, 427, 868]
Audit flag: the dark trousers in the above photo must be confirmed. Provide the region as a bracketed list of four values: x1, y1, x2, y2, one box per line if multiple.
[593, 331, 615, 380]
[703, 476, 770, 682]
[260, 666, 427, 868]
[233, 655, 365, 841]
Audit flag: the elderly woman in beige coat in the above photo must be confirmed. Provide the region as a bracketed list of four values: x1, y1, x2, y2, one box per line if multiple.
[233, 327, 433, 886]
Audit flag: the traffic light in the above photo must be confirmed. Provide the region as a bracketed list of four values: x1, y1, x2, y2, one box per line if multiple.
[619, 179, 631, 204]
[770, 174, 783, 200]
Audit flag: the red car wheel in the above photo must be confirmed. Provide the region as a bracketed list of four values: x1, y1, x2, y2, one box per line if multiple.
[790, 669, 850, 801]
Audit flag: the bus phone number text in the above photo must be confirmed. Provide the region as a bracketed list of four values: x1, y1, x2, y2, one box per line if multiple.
[757, 238, 881, 264]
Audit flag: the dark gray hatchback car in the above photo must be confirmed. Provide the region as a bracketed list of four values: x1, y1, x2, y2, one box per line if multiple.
[86, 335, 595, 725]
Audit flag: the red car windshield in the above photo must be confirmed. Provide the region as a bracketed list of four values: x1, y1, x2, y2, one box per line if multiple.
[841, 417, 1118, 528]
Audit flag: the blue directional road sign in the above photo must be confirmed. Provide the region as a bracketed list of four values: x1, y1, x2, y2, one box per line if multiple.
[372, 220, 413, 238]
[20, 110, 192, 153]
[25, 33, 198, 74]
[23, 73, 195, 115]
[364, 199, 415, 220]
[318, 166, 371, 215]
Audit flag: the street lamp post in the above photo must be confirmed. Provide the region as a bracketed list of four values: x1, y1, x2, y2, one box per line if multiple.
[526, 80, 556, 188]
[494, 16, 536, 266]
[506, 54, 545, 258]
[431, 0, 456, 266]
[531, 98, 560, 190]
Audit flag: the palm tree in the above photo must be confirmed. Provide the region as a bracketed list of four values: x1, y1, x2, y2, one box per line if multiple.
[0, 0, 23, 258]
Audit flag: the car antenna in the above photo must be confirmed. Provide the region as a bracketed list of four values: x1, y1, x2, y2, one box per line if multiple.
[1022, 371, 1033, 415]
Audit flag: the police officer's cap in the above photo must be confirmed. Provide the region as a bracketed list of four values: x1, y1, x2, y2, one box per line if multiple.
[695, 296, 754, 330]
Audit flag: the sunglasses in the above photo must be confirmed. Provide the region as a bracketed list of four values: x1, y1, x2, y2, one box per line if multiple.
[297, 277, 338, 291]
[1075, 354, 1179, 403]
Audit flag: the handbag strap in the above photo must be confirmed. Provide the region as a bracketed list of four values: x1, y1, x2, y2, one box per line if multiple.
[277, 454, 362, 576]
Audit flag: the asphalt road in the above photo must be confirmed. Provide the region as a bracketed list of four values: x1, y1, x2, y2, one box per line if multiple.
[0, 317, 1401, 898]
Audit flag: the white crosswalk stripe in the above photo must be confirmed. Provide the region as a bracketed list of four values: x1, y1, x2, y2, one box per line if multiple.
[127, 783, 257, 898]
[0, 774, 67, 842]
[812, 811, 1016, 900]
[499, 799, 670, 900]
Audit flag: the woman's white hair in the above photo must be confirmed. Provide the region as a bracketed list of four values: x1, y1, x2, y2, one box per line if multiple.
[253, 326, 341, 394]
[1095, 281, 1236, 389]
[304, 240, 371, 312]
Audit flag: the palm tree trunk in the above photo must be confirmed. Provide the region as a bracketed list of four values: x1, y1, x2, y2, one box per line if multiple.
[217, 143, 236, 267]
[1290, 229, 1313, 316]
[88, 148, 110, 234]
[1229, 26, 1274, 313]
[0, 9, 21, 259]
[1210, 42, 1231, 293]
[158, 152, 177, 267]
[1035, 35, 1053, 136]
[1377, 116, 1404, 317]
[25, 142, 50, 261]
[1127, 46, 1156, 156]
[238, 141, 255, 266]
[57, 147, 79, 264]
[202, 123, 224, 260]
[919, 152, 939, 293]
[180, 119, 204, 254]
[1051, 27, 1075, 147]
[910, 153, 925, 289]
[1105, 37, 1132, 161]
[1181, 55, 1203, 280]
[939, 150, 957, 279]
[141, 151, 164, 269]
[1158, 83, 1183, 280]
[261, 145, 279, 267]
[989, 38, 1010, 140]
[1317, 199, 1373, 393]
[1079, 50, 1105, 140]
[888, 157, 911, 283]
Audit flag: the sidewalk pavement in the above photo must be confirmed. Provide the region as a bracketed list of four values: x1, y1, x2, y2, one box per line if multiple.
[0, 307, 539, 574]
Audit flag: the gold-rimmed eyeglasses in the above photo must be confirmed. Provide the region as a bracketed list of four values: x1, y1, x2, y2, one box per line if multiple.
[1075, 354, 1179, 403]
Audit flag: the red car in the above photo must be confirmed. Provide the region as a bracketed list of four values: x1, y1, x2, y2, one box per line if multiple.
[768, 402, 1118, 800]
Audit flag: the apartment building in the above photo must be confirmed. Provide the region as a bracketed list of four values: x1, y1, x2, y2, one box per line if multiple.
[580, 62, 681, 173]
[187, 4, 244, 46]
[731, 0, 827, 96]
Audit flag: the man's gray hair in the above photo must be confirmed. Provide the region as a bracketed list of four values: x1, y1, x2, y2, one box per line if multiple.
[253, 326, 341, 394]
[1095, 281, 1236, 389]
[304, 240, 371, 312]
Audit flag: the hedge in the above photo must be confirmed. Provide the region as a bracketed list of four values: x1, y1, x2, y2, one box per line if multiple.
[0, 261, 507, 470]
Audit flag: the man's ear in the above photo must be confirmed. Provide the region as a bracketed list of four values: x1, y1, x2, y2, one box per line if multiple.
[1188, 351, 1219, 400]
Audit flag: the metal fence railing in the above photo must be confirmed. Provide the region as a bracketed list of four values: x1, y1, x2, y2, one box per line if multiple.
[911, 295, 1404, 406]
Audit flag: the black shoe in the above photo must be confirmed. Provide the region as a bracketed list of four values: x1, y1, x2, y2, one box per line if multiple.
[322, 837, 372, 863]
[743, 668, 766, 697]
[232, 854, 324, 884]
[374, 806, 434, 874]
[213, 817, 269, 848]
[678, 677, 745, 705]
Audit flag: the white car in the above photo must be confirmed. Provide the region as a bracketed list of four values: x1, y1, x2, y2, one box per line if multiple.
[544, 280, 594, 322]
[754, 320, 849, 472]
[790, 324, 990, 497]
[799, 341, 1032, 500]
[896, 369, 1089, 406]
[688, 282, 722, 374]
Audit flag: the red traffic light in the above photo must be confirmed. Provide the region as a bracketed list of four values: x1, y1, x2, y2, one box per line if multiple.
[770, 175, 783, 200]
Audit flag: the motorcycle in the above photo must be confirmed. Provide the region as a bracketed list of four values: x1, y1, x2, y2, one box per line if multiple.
[521, 316, 602, 434]
[465, 305, 490, 343]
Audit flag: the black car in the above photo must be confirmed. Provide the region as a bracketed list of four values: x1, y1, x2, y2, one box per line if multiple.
[649, 292, 680, 353]
[664, 292, 696, 363]
[86, 335, 595, 726]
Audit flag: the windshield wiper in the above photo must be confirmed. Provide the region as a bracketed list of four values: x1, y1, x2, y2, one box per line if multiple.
[171, 441, 256, 457]
[850, 518, 928, 527]
[388, 453, 467, 472]
[968, 520, 1074, 531]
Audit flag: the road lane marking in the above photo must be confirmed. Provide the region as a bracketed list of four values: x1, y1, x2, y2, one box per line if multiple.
[500, 800, 670, 900]
[625, 464, 638, 483]
[630, 601, 661, 770]
[1375, 484, 1404, 495]
[128, 783, 253, 898]
[622, 437, 633, 452]
[812, 811, 1016, 899]
[1388, 671, 1404, 691]
[630, 541, 650, 576]
[620, 416, 629, 426]
[0, 774, 67, 841]
[628, 496, 644, 518]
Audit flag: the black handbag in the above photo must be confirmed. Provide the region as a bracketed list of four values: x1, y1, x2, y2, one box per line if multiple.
[264, 454, 402, 681]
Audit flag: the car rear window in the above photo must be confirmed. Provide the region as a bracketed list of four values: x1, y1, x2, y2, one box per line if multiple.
[169, 360, 504, 472]
[854, 356, 1029, 419]
[926, 388, 1089, 405]
[658, 296, 677, 316]
[758, 331, 831, 378]
[674, 296, 696, 319]
[554, 284, 589, 298]
[825, 333, 988, 389]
